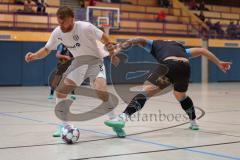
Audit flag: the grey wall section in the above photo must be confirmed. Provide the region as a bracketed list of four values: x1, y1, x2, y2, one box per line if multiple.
[0, 41, 239, 86]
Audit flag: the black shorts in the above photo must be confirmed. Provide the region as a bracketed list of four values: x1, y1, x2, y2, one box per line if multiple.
[147, 60, 190, 92]
[163, 60, 190, 92]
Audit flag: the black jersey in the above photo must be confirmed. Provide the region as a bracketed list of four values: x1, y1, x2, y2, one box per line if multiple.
[150, 40, 188, 62]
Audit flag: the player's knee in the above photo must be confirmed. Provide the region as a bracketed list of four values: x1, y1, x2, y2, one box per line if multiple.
[94, 78, 107, 91]
[173, 90, 186, 101]
[56, 91, 67, 99]
[56, 78, 76, 96]
[147, 64, 170, 89]
[143, 84, 159, 97]
[64, 78, 77, 86]
[97, 90, 109, 102]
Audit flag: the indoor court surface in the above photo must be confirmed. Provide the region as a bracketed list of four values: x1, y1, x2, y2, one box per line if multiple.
[0, 83, 239, 160]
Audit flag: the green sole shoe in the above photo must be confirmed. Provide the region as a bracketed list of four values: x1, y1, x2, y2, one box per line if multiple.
[104, 120, 125, 129]
[113, 127, 126, 138]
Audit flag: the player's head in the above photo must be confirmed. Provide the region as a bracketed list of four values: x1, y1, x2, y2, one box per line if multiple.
[56, 6, 74, 33]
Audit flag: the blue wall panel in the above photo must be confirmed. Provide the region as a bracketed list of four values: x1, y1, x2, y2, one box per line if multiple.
[0, 42, 22, 85]
[189, 57, 201, 83]
[21, 42, 46, 86]
[0, 41, 239, 86]
[44, 51, 58, 85]
[209, 47, 240, 82]
[107, 47, 159, 84]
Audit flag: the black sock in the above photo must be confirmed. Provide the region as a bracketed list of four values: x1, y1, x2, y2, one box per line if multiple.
[180, 96, 196, 120]
[123, 94, 147, 116]
[50, 88, 54, 95]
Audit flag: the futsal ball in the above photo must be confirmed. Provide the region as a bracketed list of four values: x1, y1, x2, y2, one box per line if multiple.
[61, 124, 80, 144]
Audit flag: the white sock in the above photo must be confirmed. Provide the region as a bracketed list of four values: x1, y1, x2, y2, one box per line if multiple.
[56, 97, 68, 104]
[190, 119, 198, 125]
[119, 113, 128, 122]
[107, 110, 116, 119]
[56, 97, 68, 126]
[105, 96, 116, 119]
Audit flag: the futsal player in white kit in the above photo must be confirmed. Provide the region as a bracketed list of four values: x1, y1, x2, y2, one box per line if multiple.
[25, 6, 118, 137]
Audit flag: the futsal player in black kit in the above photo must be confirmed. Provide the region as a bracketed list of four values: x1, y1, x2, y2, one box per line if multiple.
[105, 38, 232, 138]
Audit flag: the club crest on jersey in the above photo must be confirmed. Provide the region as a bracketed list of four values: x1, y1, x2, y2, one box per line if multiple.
[73, 35, 79, 41]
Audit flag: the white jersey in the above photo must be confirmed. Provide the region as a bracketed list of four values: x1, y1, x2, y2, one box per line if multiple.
[45, 21, 104, 58]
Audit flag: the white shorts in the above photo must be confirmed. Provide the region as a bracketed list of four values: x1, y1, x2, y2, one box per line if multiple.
[64, 57, 106, 86]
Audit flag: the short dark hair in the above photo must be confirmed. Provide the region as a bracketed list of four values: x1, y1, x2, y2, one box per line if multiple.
[56, 6, 74, 19]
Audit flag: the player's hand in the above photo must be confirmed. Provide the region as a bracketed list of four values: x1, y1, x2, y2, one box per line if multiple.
[111, 55, 120, 67]
[105, 42, 117, 55]
[218, 61, 232, 73]
[63, 56, 71, 61]
[25, 52, 36, 62]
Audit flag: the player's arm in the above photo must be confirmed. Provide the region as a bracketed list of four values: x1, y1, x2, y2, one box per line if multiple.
[189, 48, 232, 73]
[127, 38, 148, 47]
[25, 29, 58, 63]
[88, 23, 119, 65]
[109, 38, 151, 55]
[120, 38, 148, 50]
[101, 33, 120, 65]
[25, 47, 50, 62]
[101, 33, 116, 56]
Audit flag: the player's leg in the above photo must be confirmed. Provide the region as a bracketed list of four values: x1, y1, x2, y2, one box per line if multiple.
[105, 82, 159, 123]
[173, 89, 199, 130]
[104, 82, 161, 138]
[94, 77, 116, 118]
[93, 75, 130, 137]
[166, 59, 199, 130]
[53, 78, 77, 137]
[55, 78, 76, 99]
[105, 64, 171, 137]
[70, 90, 76, 100]
[89, 63, 116, 119]
[48, 69, 60, 100]
[86, 61, 127, 137]
[94, 77, 130, 137]
[122, 82, 160, 120]
[48, 87, 54, 99]
[53, 65, 88, 137]
[56, 61, 76, 100]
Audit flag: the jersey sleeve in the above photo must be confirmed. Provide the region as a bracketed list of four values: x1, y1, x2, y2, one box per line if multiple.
[88, 23, 104, 41]
[142, 40, 153, 53]
[185, 48, 192, 58]
[45, 28, 59, 51]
